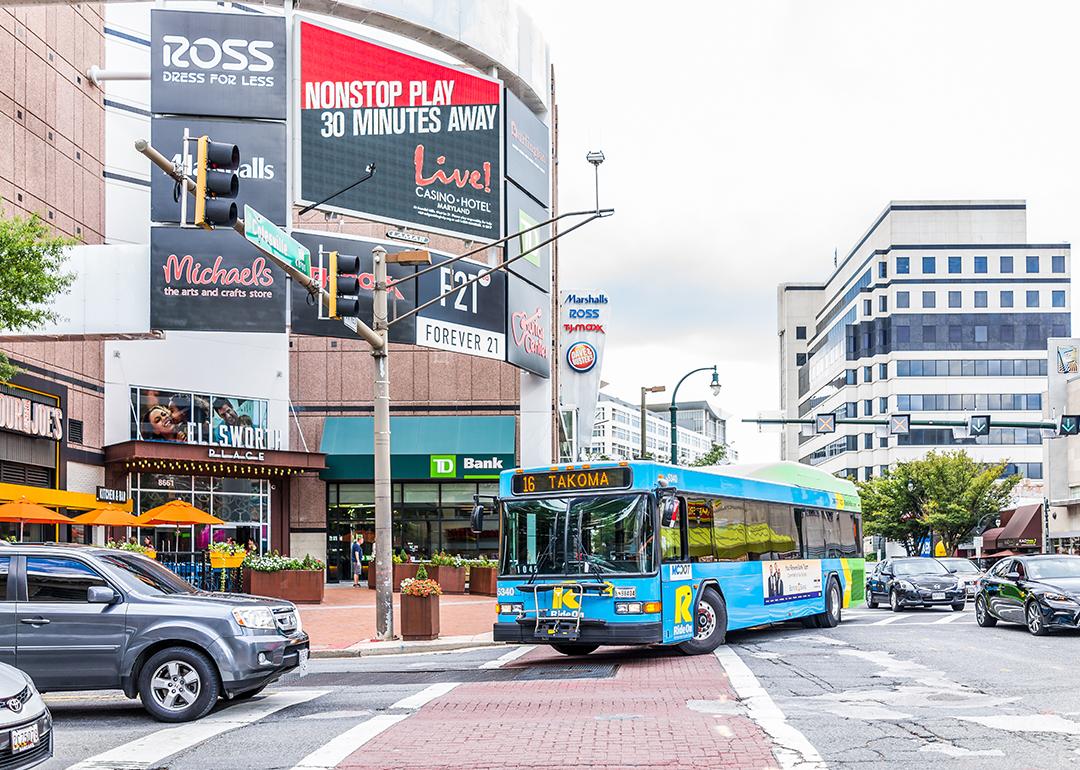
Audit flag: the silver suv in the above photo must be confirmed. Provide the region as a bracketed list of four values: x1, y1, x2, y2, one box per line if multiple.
[2, 545, 309, 722]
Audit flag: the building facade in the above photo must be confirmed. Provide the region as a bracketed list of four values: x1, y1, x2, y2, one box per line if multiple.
[779, 201, 1069, 482]
[588, 393, 730, 464]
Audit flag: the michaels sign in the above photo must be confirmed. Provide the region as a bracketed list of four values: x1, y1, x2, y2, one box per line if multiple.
[151, 9, 287, 120]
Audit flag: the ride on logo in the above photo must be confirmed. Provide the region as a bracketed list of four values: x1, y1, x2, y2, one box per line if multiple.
[430, 455, 456, 478]
[672, 584, 695, 638]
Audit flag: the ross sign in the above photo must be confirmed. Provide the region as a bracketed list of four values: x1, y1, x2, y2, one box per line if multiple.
[505, 90, 550, 207]
[96, 487, 128, 504]
[297, 19, 503, 241]
[0, 393, 63, 441]
[511, 466, 632, 495]
[244, 205, 311, 277]
[151, 117, 287, 226]
[558, 290, 610, 459]
[505, 180, 550, 291]
[429, 453, 513, 480]
[415, 255, 506, 360]
[151, 10, 287, 120]
[289, 231, 418, 344]
[150, 227, 287, 333]
[506, 276, 551, 378]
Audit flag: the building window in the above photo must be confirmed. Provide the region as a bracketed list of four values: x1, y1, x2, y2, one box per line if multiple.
[897, 257, 910, 274]
[795, 326, 806, 340]
[922, 256, 936, 274]
[1000, 255, 1014, 273]
[863, 299, 872, 316]
[879, 296, 887, 312]
[845, 369, 857, 385]
[863, 366, 872, 383]
[796, 353, 806, 366]
[949, 325, 962, 343]
[948, 256, 961, 274]
[863, 399, 872, 416]
[974, 256, 987, 274]
[879, 363, 888, 379]
[923, 325, 936, 342]
[878, 262, 887, 279]
[1027, 290, 1040, 308]
[974, 291, 987, 308]
[864, 467, 873, 481]
[864, 433, 873, 450]
[922, 291, 936, 308]
[1027, 255, 1040, 274]
[1001, 290, 1013, 308]
[879, 396, 888, 413]
[1053, 255, 1066, 274]
[897, 291, 910, 309]
[974, 325, 988, 342]
[948, 291, 961, 308]
[1053, 290, 1066, 308]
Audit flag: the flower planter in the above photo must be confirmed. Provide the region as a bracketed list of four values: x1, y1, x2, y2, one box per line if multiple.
[392, 563, 419, 591]
[248, 569, 325, 604]
[209, 552, 246, 569]
[468, 566, 498, 596]
[401, 593, 440, 640]
[144, 549, 157, 560]
[427, 565, 466, 594]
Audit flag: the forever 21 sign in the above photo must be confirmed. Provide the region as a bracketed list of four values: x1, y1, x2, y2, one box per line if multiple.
[415, 256, 506, 360]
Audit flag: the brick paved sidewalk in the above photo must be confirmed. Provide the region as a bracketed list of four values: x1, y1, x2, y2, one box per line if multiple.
[299, 583, 497, 652]
[339, 645, 780, 769]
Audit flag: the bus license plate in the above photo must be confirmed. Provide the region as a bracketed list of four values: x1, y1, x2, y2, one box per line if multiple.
[932, 592, 945, 601]
[11, 723, 39, 753]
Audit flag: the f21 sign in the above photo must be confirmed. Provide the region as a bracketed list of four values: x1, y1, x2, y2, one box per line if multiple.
[297, 19, 503, 241]
[415, 257, 506, 360]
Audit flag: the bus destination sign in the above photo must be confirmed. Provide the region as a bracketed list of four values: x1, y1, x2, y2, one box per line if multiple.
[512, 467, 632, 495]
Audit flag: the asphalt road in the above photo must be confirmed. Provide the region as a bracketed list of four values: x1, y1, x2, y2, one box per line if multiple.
[33, 606, 1080, 769]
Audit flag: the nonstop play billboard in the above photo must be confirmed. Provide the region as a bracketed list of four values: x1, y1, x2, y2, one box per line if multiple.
[296, 19, 503, 241]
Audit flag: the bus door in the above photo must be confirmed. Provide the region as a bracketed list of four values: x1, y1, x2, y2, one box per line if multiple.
[659, 495, 695, 644]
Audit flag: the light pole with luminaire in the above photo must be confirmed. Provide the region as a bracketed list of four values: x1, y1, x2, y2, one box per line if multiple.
[669, 366, 721, 465]
[640, 385, 666, 459]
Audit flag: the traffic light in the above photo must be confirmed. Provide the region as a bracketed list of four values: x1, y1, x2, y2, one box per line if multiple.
[1058, 414, 1080, 436]
[328, 251, 362, 319]
[967, 415, 991, 437]
[193, 136, 239, 230]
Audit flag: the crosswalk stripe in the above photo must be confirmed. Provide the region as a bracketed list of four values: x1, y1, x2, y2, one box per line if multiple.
[290, 714, 409, 770]
[479, 645, 532, 669]
[67, 689, 328, 770]
[390, 682, 460, 710]
[869, 615, 907, 626]
[931, 612, 967, 624]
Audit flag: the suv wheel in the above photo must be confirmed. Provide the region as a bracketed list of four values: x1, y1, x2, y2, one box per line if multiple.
[139, 646, 220, 722]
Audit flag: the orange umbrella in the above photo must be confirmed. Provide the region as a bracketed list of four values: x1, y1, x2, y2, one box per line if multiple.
[136, 500, 224, 527]
[70, 506, 141, 527]
[0, 497, 70, 540]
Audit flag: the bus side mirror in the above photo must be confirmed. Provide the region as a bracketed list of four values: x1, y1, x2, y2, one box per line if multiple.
[471, 503, 485, 534]
[660, 496, 680, 528]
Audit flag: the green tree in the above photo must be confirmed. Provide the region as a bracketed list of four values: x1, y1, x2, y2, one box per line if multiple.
[691, 443, 729, 467]
[0, 204, 74, 381]
[858, 450, 1019, 556]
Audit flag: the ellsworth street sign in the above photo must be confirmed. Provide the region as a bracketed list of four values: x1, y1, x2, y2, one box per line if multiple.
[244, 204, 311, 278]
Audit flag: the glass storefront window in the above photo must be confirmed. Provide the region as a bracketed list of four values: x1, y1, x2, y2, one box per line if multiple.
[337, 484, 374, 504]
[441, 484, 478, 504]
[403, 484, 439, 504]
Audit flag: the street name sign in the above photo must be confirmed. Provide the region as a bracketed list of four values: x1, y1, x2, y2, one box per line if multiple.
[244, 205, 311, 278]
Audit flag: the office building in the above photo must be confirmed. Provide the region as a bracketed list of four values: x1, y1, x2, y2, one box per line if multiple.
[588, 393, 732, 464]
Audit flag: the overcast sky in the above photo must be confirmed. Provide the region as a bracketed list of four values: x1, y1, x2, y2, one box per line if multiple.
[524, 0, 1080, 462]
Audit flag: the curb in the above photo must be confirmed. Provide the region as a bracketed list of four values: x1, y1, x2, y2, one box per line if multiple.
[312, 638, 503, 658]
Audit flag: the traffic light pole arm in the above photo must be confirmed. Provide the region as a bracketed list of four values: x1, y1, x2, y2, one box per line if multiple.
[135, 139, 386, 350]
[745, 417, 1057, 430]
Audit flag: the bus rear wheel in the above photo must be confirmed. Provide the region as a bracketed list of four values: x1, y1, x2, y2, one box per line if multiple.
[813, 577, 843, 629]
[551, 643, 599, 656]
[678, 588, 727, 655]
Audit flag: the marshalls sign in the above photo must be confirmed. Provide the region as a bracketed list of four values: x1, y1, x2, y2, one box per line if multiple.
[297, 19, 503, 241]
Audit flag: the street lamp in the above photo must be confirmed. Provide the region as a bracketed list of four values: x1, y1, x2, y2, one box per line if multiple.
[668, 366, 720, 465]
[586, 150, 605, 213]
[640, 385, 666, 459]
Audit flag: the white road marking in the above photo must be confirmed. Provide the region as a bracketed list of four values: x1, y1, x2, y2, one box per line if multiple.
[715, 646, 827, 770]
[68, 689, 327, 770]
[920, 743, 1004, 758]
[290, 714, 409, 769]
[290, 682, 462, 769]
[931, 612, 967, 624]
[390, 682, 460, 710]
[958, 713, 1080, 734]
[869, 615, 907, 626]
[479, 645, 532, 669]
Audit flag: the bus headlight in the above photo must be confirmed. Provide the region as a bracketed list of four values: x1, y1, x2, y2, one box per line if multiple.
[615, 601, 643, 614]
[498, 603, 524, 615]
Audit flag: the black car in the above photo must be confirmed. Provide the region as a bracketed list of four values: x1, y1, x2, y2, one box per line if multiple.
[865, 557, 966, 611]
[975, 554, 1080, 636]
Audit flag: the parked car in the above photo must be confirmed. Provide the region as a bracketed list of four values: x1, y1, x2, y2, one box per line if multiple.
[975, 554, 1080, 636]
[937, 557, 983, 597]
[2, 544, 309, 722]
[865, 557, 966, 611]
[0, 662, 51, 768]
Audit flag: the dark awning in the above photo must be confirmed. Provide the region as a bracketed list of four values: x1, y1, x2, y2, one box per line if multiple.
[980, 526, 1005, 551]
[998, 503, 1043, 548]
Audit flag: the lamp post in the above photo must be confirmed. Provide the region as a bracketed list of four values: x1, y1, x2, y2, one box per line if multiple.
[668, 366, 721, 465]
[640, 385, 666, 459]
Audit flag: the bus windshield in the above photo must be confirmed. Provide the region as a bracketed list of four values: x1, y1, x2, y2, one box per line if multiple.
[500, 494, 654, 576]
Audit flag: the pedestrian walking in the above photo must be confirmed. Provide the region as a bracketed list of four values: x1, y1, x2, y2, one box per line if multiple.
[352, 532, 365, 587]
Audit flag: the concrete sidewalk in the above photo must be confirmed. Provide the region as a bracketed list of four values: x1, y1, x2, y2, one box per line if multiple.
[300, 583, 499, 657]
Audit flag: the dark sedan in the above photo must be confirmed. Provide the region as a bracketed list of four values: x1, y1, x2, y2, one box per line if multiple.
[975, 554, 1080, 636]
[865, 557, 966, 611]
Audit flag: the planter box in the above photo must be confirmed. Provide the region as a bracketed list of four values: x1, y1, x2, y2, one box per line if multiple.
[210, 552, 246, 569]
[427, 565, 465, 594]
[249, 569, 325, 604]
[401, 593, 440, 641]
[469, 566, 498, 596]
[393, 563, 419, 591]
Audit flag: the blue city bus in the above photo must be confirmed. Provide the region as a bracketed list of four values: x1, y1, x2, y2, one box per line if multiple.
[473, 460, 865, 655]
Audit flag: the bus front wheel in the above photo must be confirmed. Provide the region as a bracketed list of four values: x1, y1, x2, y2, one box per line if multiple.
[678, 588, 727, 655]
[551, 643, 599, 656]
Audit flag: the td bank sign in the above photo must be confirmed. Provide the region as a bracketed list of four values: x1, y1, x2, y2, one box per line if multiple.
[429, 454, 514, 480]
